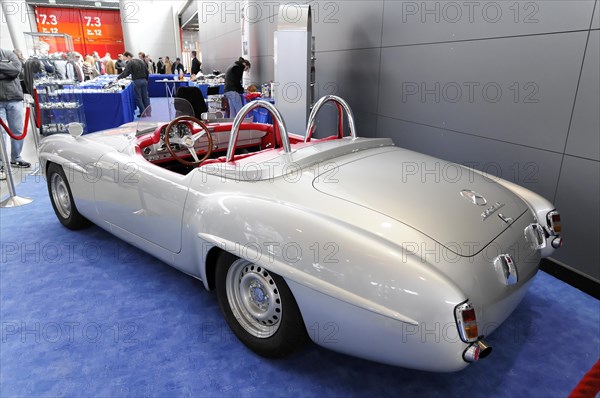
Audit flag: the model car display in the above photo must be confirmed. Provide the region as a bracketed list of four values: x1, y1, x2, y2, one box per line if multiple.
[38, 96, 563, 372]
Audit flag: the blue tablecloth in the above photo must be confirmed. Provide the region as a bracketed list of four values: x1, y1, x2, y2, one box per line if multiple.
[81, 84, 136, 133]
[149, 74, 177, 97]
[188, 82, 224, 97]
[244, 96, 275, 124]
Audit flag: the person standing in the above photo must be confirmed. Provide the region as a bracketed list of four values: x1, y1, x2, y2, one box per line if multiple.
[103, 54, 116, 75]
[0, 48, 31, 180]
[92, 51, 103, 75]
[118, 51, 151, 117]
[191, 51, 201, 75]
[146, 54, 156, 74]
[172, 57, 185, 76]
[115, 54, 126, 74]
[83, 55, 98, 80]
[164, 56, 173, 74]
[156, 57, 165, 74]
[66, 52, 84, 82]
[223, 57, 250, 118]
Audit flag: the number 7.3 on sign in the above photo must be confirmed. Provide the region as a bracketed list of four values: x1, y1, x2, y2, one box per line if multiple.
[84, 16, 102, 27]
[38, 14, 58, 25]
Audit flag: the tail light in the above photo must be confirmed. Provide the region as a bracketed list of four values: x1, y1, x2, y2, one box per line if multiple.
[547, 210, 561, 234]
[455, 301, 479, 343]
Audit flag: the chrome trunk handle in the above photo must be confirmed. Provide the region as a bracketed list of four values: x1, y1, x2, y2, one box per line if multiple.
[228, 100, 291, 162]
[305, 95, 357, 142]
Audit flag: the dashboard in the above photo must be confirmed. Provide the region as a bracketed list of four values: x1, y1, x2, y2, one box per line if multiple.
[140, 122, 268, 163]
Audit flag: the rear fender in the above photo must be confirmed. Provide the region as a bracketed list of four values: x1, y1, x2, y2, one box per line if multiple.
[466, 167, 559, 257]
[183, 192, 467, 329]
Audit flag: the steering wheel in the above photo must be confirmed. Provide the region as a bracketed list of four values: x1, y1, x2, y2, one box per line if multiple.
[163, 116, 213, 167]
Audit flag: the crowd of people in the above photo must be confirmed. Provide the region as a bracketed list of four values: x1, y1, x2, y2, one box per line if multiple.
[1, 45, 253, 179]
[60, 50, 196, 83]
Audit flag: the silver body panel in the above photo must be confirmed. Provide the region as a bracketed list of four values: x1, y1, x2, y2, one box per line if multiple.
[38, 122, 557, 372]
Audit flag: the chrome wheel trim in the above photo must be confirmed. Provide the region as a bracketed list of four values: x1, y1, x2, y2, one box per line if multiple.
[50, 173, 71, 219]
[226, 259, 282, 338]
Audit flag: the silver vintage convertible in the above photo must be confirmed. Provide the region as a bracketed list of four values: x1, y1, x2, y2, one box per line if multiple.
[38, 96, 562, 372]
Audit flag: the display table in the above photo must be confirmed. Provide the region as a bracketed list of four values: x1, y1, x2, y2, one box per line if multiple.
[244, 96, 275, 124]
[148, 74, 180, 97]
[154, 79, 193, 98]
[80, 84, 135, 133]
[188, 82, 224, 97]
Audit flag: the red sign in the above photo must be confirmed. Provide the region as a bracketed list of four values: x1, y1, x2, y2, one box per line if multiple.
[34, 6, 124, 57]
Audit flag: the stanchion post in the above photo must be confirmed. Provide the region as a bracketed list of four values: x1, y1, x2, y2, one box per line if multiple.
[25, 95, 42, 176]
[0, 117, 33, 208]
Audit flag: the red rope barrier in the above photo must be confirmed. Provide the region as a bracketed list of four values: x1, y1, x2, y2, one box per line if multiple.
[0, 105, 30, 141]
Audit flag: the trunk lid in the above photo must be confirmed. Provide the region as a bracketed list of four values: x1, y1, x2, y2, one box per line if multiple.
[313, 148, 528, 256]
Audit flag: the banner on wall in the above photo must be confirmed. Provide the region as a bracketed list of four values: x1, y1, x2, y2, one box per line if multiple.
[34, 6, 124, 57]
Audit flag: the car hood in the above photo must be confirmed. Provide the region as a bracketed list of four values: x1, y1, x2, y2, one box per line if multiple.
[313, 148, 528, 256]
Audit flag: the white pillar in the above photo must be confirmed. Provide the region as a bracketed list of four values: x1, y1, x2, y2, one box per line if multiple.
[273, 5, 312, 135]
[0, 0, 33, 53]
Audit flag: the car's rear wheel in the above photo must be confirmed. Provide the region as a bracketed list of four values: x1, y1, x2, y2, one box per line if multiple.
[215, 253, 307, 357]
[47, 163, 90, 230]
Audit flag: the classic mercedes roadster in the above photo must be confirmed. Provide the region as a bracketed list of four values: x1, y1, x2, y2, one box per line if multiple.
[38, 96, 562, 372]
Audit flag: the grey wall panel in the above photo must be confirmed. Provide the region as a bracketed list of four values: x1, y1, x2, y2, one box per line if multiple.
[197, 0, 600, 281]
[200, 29, 242, 73]
[198, 0, 240, 42]
[249, 14, 276, 58]
[552, 155, 600, 281]
[315, 48, 381, 115]
[252, 54, 274, 88]
[311, 1, 383, 52]
[382, 0, 596, 47]
[378, 32, 587, 153]
[376, 116, 562, 199]
[567, 31, 600, 161]
[593, 0, 599, 28]
[354, 111, 379, 139]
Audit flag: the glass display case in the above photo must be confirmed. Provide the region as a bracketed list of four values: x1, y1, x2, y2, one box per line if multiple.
[23, 32, 74, 57]
[35, 80, 87, 136]
[23, 33, 87, 135]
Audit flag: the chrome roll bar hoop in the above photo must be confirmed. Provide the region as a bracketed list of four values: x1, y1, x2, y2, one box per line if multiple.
[304, 95, 357, 142]
[227, 100, 292, 162]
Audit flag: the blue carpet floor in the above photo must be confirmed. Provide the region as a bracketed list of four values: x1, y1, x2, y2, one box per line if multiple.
[1, 176, 599, 397]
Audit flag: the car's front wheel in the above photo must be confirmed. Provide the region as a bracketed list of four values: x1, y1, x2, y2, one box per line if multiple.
[47, 163, 90, 230]
[215, 253, 307, 357]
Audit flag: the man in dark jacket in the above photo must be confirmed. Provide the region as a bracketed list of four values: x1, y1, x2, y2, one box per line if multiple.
[172, 58, 185, 76]
[191, 51, 201, 75]
[115, 54, 126, 74]
[223, 57, 250, 118]
[118, 51, 151, 117]
[156, 57, 165, 74]
[0, 48, 31, 180]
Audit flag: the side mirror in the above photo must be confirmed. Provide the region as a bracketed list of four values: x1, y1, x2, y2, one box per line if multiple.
[67, 122, 84, 137]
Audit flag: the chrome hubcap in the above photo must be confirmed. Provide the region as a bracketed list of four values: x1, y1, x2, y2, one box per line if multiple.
[226, 259, 282, 338]
[50, 173, 71, 219]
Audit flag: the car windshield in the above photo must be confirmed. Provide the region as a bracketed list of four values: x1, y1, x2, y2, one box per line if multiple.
[135, 98, 195, 136]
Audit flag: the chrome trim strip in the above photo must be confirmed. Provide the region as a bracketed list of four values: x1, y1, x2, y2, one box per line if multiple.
[493, 254, 518, 286]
